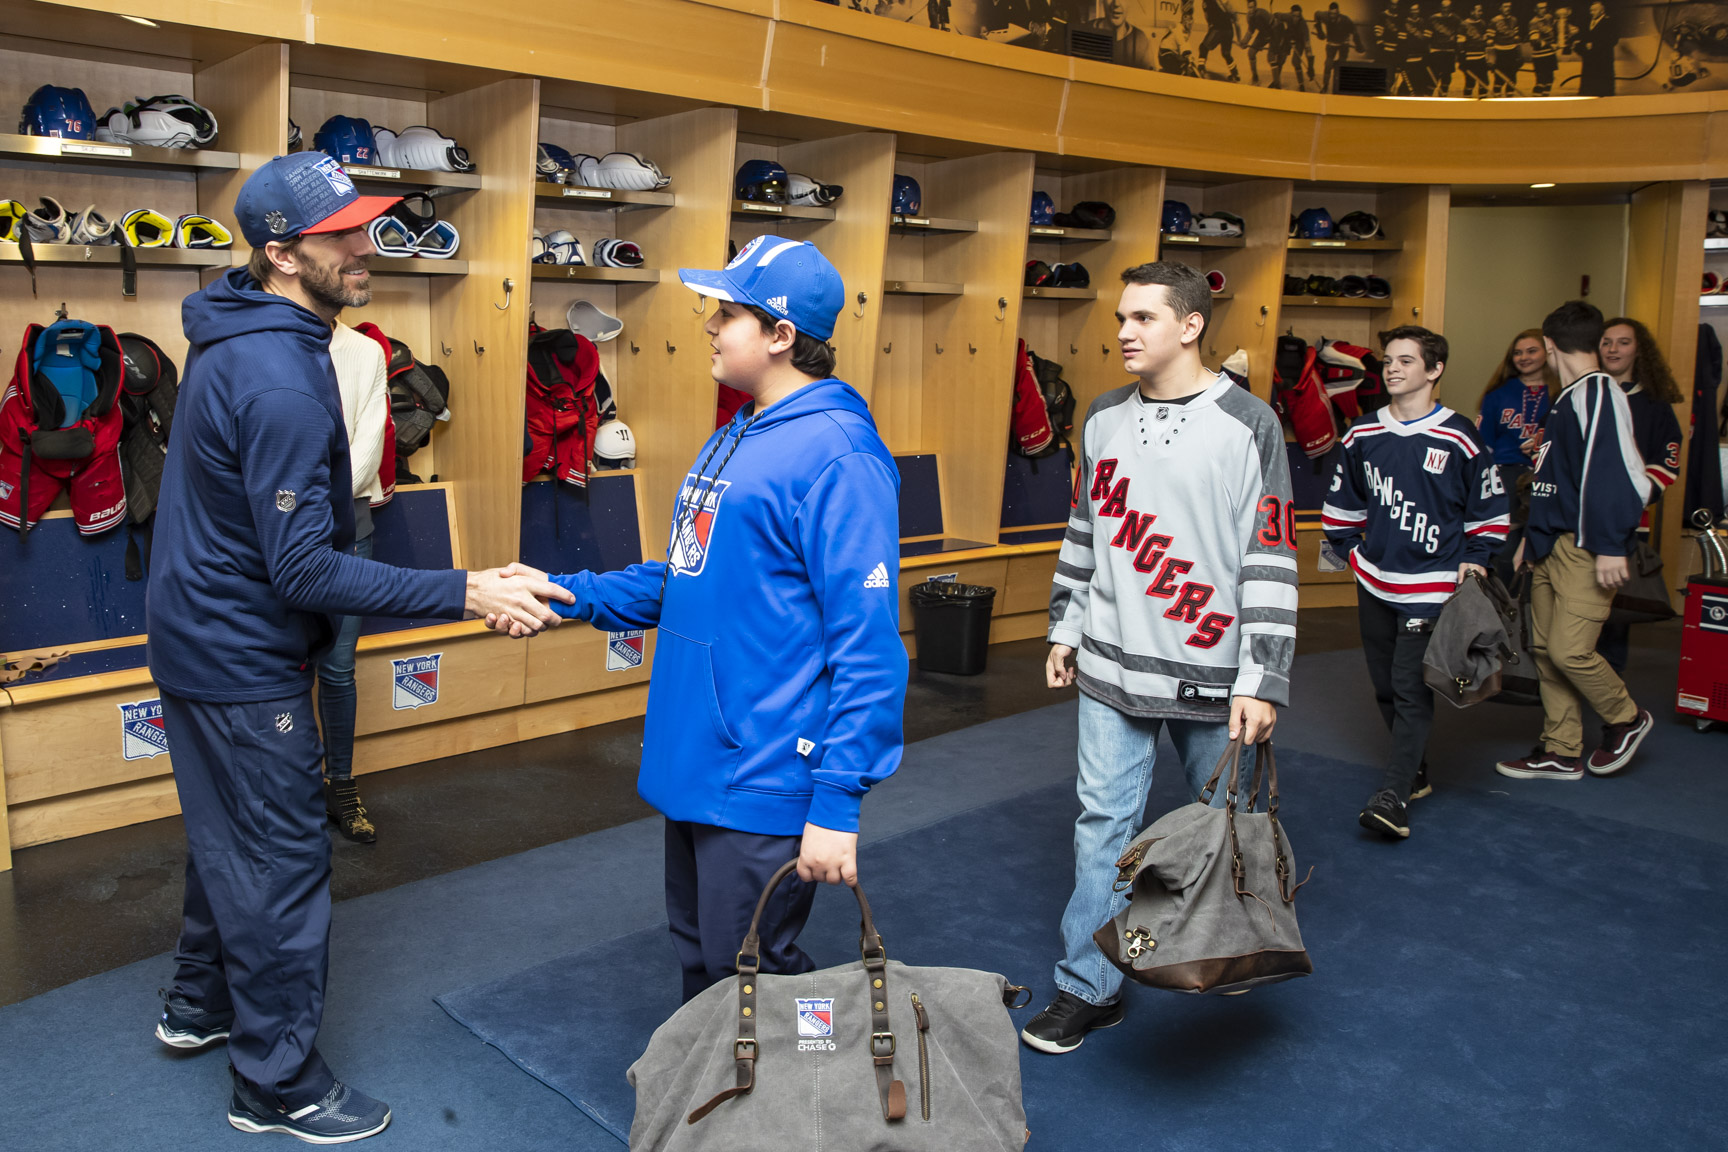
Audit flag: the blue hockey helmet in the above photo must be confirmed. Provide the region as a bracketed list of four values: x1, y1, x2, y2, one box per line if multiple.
[1031, 189, 1055, 225]
[892, 173, 922, 215]
[1161, 199, 1193, 234]
[735, 158, 790, 204]
[20, 85, 97, 140]
[536, 142, 576, 178]
[313, 115, 375, 165]
[1294, 207, 1335, 238]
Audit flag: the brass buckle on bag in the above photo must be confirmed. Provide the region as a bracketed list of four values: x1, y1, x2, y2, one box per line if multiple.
[1124, 927, 1155, 960]
[734, 1038, 757, 1060]
[870, 1031, 896, 1058]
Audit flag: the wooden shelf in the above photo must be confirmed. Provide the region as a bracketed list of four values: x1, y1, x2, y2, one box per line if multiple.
[1281, 295, 1387, 308]
[1209, 291, 1235, 301]
[884, 279, 963, 295]
[368, 256, 469, 275]
[1024, 285, 1096, 299]
[730, 200, 835, 221]
[0, 131, 239, 172]
[890, 214, 978, 234]
[1705, 238, 1728, 251]
[530, 264, 660, 283]
[0, 243, 232, 268]
[1286, 238, 1400, 251]
[1161, 233, 1246, 249]
[1028, 224, 1111, 242]
[344, 164, 482, 193]
[536, 182, 675, 210]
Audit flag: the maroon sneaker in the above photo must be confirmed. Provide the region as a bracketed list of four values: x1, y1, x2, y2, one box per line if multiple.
[1495, 746, 1584, 781]
[1589, 708, 1653, 777]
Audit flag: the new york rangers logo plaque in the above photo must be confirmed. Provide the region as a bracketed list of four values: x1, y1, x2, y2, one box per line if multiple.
[391, 653, 442, 710]
[118, 699, 170, 761]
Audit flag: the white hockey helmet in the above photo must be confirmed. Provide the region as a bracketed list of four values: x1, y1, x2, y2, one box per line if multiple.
[593, 419, 635, 469]
[1191, 212, 1245, 238]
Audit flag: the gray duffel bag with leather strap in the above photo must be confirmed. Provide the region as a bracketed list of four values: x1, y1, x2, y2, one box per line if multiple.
[1095, 737, 1314, 994]
[627, 860, 1031, 1150]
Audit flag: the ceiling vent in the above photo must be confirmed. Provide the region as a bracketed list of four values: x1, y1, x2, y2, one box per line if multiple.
[1067, 28, 1114, 63]
[1335, 63, 1391, 96]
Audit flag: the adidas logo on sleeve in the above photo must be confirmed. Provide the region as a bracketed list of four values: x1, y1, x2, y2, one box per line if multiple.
[863, 562, 890, 589]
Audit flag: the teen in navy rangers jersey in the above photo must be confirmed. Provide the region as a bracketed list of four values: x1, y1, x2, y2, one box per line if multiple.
[1025, 262, 1294, 1054]
[1324, 327, 1507, 838]
[1595, 317, 1684, 673]
[1497, 301, 1654, 784]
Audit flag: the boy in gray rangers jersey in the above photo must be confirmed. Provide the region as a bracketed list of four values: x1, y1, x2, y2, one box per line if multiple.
[1022, 261, 1297, 1055]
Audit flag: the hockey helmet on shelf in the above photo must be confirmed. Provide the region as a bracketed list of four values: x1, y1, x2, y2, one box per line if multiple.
[1192, 211, 1245, 238]
[1293, 207, 1335, 238]
[1365, 275, 1391, 299]
[313, 115, 375, 165]
[537, 142, 576, 179]
[592, 419, 636, 469]
[1031, 189, 1055, 225]
[735, 159, 790, 203]
[1161, 200, 1194, 234]
[1024, 260, 1055, 287]
[892, 173, 922, 215]
[20, 85, 97, 139]
[1335, 210, 1380, 240]
[1053, 201, 1116, 229]
[1335, 274, 1368, 298]
[592, 238, 644, 268]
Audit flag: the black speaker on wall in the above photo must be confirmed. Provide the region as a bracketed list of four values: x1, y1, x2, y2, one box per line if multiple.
[1335, 63, 1392, 96]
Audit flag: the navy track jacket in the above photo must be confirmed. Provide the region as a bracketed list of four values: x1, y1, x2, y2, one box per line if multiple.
[548, 379, 906, 836]
[1525, 371, 1653, 562]
[148, 269, 466, 702]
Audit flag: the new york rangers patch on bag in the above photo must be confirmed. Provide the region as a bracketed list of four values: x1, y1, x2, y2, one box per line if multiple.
[391, 653, 441, 710]
[119, 698, 169, 760]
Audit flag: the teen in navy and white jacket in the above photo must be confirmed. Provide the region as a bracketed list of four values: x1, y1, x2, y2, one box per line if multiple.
[1323, 405, 1509, 617]
[1524, 372, 1651, 562]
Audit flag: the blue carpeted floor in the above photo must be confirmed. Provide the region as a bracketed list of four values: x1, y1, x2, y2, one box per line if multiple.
[3, 640, 1724, 1150]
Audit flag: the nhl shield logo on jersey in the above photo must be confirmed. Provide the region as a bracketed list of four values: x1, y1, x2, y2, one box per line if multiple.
[391, 653, 442, 710]
[668, 476, 731, 577]
[1422, 447, 1449, 476]
[606, 629, 645, 671]
[118, 699, 170, 761]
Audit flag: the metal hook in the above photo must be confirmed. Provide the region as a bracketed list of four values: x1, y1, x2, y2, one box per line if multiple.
[53, 301, 69, 321]
[934, 343, 944, 355]
[666, 340, 676, 353]
[630, 340, 640, 354]
[692, 295, 707, 316]
[1102, 344, 1111, 356]
[440, 340, 453, 357]
[853, 290, 868, 318]
[493, 278, 514, 311]
[995, 296, 1007, 321]
[1069, 344, 1078, 355]
[473, 339, 485, 355]
[968, 342, 977, 354]
[882, 342, 892, 355]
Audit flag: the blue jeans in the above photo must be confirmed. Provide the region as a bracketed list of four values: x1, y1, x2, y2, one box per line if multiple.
[315, 533, 372, 781]
[1055, 691, 1236, 1006]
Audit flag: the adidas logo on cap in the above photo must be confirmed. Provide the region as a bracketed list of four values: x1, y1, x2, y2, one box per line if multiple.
[863, 562, 890, 589]
[767, 295, 789, 315]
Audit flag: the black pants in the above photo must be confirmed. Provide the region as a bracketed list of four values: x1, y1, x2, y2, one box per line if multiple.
[1357, 586, 1435, 803]
[162, 688, 336, 1110]
[664, 819, 818, 1002]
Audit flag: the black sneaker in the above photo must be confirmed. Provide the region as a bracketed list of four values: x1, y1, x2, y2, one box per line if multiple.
[1358, 788, 1410, 839]
[155, 988, 233, 1050]
[1019, 991, 1125, 1054]
[228, 1070, 391, 1144]
[1588, 708, 1653, 777]
[1408, 762, 1432, 801]
[325, 777, 377, 844]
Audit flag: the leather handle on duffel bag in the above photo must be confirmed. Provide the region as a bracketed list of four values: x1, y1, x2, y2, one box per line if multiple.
[687, 859, 906, 1127]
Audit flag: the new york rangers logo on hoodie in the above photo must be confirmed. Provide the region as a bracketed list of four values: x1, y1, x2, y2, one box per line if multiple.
[668, 475, 730, 577]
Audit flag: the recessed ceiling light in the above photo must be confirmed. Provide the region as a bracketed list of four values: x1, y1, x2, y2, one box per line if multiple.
[119, 14, 158, 26]
[1530, 183, 1556, 189]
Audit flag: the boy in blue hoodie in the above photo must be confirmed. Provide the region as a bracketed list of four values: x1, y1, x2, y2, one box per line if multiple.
[536, 238, 906, 1001]
[1496, 300, 1654, 782]
[148, 153, 569, 1143]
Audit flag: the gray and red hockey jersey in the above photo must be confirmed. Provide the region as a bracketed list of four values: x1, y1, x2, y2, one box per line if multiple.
[1048, 375, 1297, 720]
[1526, 371, 1652, 561]
[1322, 404, 1509, 616]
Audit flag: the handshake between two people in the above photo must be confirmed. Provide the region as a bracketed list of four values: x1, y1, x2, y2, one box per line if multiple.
[464, 563, 575, 638]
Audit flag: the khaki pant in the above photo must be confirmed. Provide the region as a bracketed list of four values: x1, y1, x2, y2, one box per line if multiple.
[1529, 534, 1637, 756]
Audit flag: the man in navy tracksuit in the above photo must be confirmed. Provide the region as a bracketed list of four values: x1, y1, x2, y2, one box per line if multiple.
[147, 153, 568, 1142]
[540, 238, 906, 1000]
[1497, 301, 1654, 783]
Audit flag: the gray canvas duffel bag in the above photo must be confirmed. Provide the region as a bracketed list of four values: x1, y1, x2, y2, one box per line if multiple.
[1095, 737, 1314, 994]
[627, 860, 1031, 1151]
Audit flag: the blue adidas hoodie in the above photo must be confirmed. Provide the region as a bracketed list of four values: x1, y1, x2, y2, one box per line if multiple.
[549, 379, 906, 836]
[147, 268, 466, 702]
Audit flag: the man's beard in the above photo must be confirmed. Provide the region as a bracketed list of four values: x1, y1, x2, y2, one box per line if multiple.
[301, 253, 372, 311]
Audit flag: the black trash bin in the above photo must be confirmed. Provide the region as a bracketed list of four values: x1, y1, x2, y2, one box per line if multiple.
[909, 579, 996, 675]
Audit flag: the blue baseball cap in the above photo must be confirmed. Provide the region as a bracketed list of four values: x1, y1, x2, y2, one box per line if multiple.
[679, 237, 844, 341]
[233, 152, 400, 248]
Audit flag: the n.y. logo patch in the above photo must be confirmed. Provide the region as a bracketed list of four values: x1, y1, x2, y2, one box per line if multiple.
[1422, 447, 1449, 475]
[391, 653, 442, 710]
[668, 476, 731, 578]
[119, 699, 170, 761]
